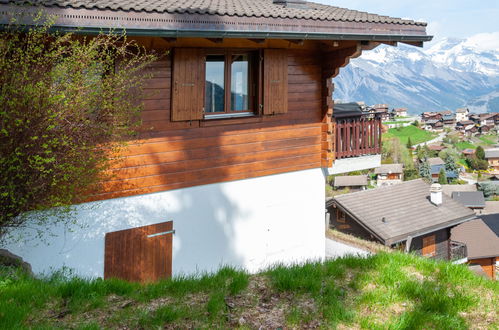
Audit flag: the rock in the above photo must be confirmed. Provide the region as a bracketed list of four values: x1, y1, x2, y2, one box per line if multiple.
[0, 249, 33, 276]
[238, 317, 246, 325]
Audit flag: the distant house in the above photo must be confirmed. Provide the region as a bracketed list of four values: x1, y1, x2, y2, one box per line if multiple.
[442, 114, 456, 128]
[451, 191, 486, 213]
[374, 164, 404, 187]
[455, 108, 469, 122]
[462, 148, 475, 158]
[372, 104, 390, 121]
[428, 157, 457, 183]
[479, 113, 496, 127]
[442, 184, 477, 197]
[451, 215, 499, 280]
[485, 148, 499, 172]
[392, 108, 408, 117]
[326, 180, 476, 261]
[428, 144, 445, 152]
[456, 120, 475, 129]
[333, 175, 368, 191]
[423, 119, 442, 131]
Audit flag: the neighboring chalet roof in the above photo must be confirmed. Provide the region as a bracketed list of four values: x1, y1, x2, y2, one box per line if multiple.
[462, 148, 475, 155]
[427, 157, 445, 166]
[484, 148, 499, 159]
[334, 175, 368, 187]
[374, 164, 403, 174]
[428, 145, 445, 151]
[482, 201, 499, 215]
[479, 113, 496, 120]
[441, 184, 476, 197]
[424, 119, 440, 125]
[451, 217, 499, 259]
[329, 179, 476, 245]
[456, 108, 469, 113]
[333, 103, 363, 118]
[0, 0, 432, 42]
[442, 114, 455, 120]
[451, 191, 485, 208]
[430, 164, 458, 178]
[457, 120, 474, 126]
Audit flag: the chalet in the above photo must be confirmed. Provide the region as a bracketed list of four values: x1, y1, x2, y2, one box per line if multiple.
[485, 148, 499, 172]
[451, 215, 499, 280]
[427, 144, 446, 152]
[326, 180, 476, 261]
[455, 107, 469, 122]
[462, 148, 475, 158]
[479, 113, 496, 127]
[1, 0, 431, 281]
[333, 175, 368, 191]
[423, 119, 441, 131]
[374, 164, 404, 187]
[427, 157, 457, 183]
[442, 114, 455, 128]
[392, 108, 408, 118]
[372, 104, 390, 122]
[451, 191, 486, 213]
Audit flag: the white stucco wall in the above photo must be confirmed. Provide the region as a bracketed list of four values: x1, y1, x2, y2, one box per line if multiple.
[3, 168, 325, 278]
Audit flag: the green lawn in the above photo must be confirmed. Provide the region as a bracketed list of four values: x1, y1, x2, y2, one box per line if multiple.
[479, 135, 497, 146]
[384, 121, 411, 125]
[456, 141, 476, 150]
[384, 125, 437, 145]
[1, 253, 497, 329]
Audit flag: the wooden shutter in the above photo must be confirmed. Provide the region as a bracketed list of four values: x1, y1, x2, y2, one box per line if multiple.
[422, 234, 436, 257]
[171, 48, 204, 121]
[263, 49, 288, 115]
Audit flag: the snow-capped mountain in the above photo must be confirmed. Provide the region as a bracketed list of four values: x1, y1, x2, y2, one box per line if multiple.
[333, 36, 499, 114]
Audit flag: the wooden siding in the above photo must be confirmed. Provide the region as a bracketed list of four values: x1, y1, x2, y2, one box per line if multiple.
[93, 47, 323, 200]
[469, 258, 496, 280]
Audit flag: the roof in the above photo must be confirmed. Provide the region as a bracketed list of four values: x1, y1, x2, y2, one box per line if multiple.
[457, 120, 474, 125]
[0, 0, 426, 24]
[456, 108, 469, 113]
[0, 1, 431, 42]
[451, 217, 499, 259]
[484, 148, 499, 159]
[427, 157, 444, 166]
[451, 191, 485, 208]
[424, 119, 440, 125]
[374, 164, 403, 174]
[334, 175, 368, 187]
[481, 201, 499, 215]
[442, 114, 455, 120]
[441, 184, 476, 197]
[330, 179, 476, 245]
[462, 148, 475, 155]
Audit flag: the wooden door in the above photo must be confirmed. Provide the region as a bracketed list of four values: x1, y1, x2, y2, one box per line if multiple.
[104, 221, 173, 282]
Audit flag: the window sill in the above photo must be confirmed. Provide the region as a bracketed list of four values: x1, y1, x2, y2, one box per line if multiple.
[203, 112, 255, 120]
[200, 113, 263, 127]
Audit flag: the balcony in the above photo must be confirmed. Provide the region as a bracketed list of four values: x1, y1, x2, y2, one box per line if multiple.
[450, 240, 468, 264]
[327, 104, 382, 175]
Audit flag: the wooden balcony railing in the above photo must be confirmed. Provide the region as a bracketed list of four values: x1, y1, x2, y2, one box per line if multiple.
[334, 115, 382, 159]
[450, 240, 467, 261]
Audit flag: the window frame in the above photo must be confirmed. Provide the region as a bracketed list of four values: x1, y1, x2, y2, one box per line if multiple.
[203, 49, 258, 119]
[337, 209, 346, 223]
[422, 234, 436, 257]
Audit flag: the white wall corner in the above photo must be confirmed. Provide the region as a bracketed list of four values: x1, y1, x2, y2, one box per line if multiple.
[326, 154, 381, 175]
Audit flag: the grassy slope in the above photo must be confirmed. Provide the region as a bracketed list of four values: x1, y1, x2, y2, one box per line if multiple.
[384, 125, 437, 145]
[1, 253, 498, 329]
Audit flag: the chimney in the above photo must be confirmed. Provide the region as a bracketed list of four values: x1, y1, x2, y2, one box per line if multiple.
[430, 183, 443, 206]
[273, 0, 309, 9]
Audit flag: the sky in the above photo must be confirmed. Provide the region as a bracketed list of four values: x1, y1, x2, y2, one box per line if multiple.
[315, 0, 499, 48]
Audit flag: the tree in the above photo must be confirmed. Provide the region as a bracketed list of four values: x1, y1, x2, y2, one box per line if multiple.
[444, 154, 460, 174]
[418, 159, 431, 181]
[406, 137, 413, 149]
[476, 146, 485, 160]
[0, 21, 157, 239]
[438, 167, 447, 184]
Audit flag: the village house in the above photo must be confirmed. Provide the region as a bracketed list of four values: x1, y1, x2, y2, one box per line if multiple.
[326, 180, 476, 261]
[442, 114, 456, 128]
[451, 214, 499, 280]
[428, 157, 458, 183]
[455, 107, 470, 122]
[333, 175, 368, 191]
[392, 108, 408, 118]
[374, 164, 404, 187]
[1, 0, 432, 281]
[372, 104, 390, 122]
[479, 113, 496, 128]
[485, 148, 499, 172]
[451, 191, 486, 213]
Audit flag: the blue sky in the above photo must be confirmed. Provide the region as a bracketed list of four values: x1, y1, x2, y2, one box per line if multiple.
[315, 0, 499, 41]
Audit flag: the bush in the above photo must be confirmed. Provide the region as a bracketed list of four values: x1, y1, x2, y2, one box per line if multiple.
[0, 20, 157, 239]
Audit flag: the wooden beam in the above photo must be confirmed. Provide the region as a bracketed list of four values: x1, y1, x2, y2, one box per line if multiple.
[401, 41, 424, 48]
[248, 38, 266, 44]
[206, 38, 224, 44]
[380, 41, 398, 47]
[161, 37, 177, 43]
[285, 39, 304, 45]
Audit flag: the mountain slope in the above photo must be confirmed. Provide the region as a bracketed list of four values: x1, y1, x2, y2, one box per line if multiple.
[333, 37, 499, 114]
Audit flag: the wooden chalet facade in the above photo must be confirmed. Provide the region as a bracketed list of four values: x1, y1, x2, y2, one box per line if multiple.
[2, 0, 431, 281]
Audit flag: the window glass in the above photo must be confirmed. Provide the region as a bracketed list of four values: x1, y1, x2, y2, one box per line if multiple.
[205, 55, 225, 113]
[230, 55, 249, 111]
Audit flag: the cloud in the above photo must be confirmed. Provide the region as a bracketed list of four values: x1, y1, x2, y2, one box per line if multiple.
[463, 32, 499, 52]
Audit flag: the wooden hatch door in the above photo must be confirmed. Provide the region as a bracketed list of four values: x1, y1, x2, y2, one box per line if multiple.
[104, 221, 173, 282]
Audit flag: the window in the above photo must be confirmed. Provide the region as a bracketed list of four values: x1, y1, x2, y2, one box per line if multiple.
[337, 209, 346, 223]
[422, 234, 436, 257]
[171, 48, 288, 122]
[204, 51, 254, 117]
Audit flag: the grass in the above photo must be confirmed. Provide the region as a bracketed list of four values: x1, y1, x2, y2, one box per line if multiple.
[384, 125, 437, 145]
[1, 253, 498, 329]
[384, 121, 411, 125]
[456, 141, 477, 150]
